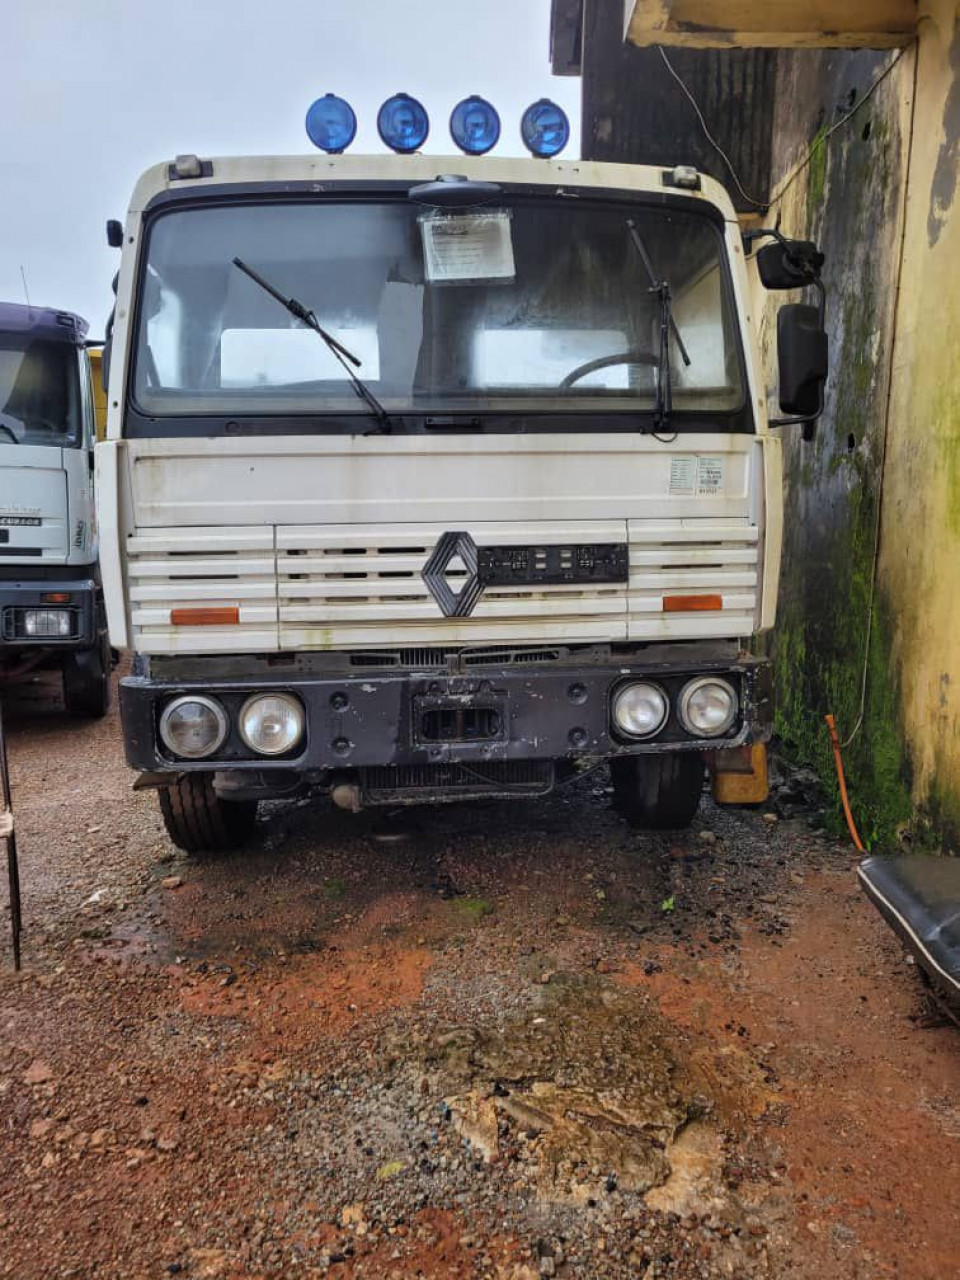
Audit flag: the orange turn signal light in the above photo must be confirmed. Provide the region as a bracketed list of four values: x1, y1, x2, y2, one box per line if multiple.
[170, 607, 240, 626]
[41, 592, 72, 604]
[662, 594, 723, 613]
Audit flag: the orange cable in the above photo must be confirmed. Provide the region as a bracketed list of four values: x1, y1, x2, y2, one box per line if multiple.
[825, 714, 865, 854]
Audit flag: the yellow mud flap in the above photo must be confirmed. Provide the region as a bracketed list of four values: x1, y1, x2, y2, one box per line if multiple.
[710, 743, 769, 806]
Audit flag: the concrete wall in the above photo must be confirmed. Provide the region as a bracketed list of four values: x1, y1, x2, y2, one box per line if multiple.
[765, 2, 960, 849]
[880, 1, 960, 845]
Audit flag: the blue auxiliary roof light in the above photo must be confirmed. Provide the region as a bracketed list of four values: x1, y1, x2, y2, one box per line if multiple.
[449, 95, 500, 156]
[520, 99, 570, 158]
[378, 92, 429, 153]
[305, 94, 357, 154]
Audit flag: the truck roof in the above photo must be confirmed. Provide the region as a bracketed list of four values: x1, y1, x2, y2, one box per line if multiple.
[0, 301, 88, 345]
[127, 153, 739, 224]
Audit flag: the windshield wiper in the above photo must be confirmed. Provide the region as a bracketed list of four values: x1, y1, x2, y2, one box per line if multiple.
[625, 221, 691, 368]
[625, 220, 691, 435]
[231, 257, 395, 435]
[650, 280, 674, 431]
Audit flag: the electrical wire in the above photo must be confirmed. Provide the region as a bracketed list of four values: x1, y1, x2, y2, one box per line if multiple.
[658, 42, 911, 214]
[657, 46, 768, 209]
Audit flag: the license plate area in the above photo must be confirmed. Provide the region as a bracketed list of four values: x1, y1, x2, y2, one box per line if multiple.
[415, 694, 506, 744]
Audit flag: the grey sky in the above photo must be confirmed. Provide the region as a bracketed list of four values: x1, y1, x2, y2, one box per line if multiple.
[0, 0, 580, 333]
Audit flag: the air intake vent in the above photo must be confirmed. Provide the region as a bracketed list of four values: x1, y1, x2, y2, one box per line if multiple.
[359, 760, 553, 805]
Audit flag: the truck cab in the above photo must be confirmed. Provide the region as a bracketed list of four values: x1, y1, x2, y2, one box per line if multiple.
[97, 140, 825, 851]
[0, 303, 111, 716]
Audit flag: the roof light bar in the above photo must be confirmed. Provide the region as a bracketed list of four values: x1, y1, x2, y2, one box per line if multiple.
[520, 99, 570, 158]
[377, 92, 429, 153]
[449, 95, 500, 156]
[305, 94, 357, 154]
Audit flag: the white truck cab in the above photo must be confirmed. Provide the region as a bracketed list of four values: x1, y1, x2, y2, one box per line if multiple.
[97, 142, 826, 851]
[0, 303, 111, 716]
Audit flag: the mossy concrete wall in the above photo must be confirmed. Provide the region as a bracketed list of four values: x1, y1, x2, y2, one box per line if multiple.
[879, 1, 960, 847]
[764, 2, 960, 849]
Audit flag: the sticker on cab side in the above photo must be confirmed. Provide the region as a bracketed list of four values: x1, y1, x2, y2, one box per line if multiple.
[669, 456, 725, 496]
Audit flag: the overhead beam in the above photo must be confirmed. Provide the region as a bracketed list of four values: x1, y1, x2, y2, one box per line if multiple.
[623, 0, 918, 49]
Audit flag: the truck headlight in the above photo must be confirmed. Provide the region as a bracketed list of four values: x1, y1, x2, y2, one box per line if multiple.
[678, 677, 738, 738]
[24, 609, 72, 638]
[611, 682, 669, 739]
[239, 693, 305, 756]
[159, 695, 228, 759]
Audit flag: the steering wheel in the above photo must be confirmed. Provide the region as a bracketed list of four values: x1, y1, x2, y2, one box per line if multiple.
[559, 350, 659, 390]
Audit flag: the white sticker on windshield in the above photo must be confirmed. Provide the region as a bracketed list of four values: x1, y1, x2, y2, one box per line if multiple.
[669, 457, 696, 495]
[696, 456, 724, 495]
[420, 210, 515, 285]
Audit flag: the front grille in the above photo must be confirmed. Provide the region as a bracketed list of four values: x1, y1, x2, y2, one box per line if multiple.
[360, 760, 554, 805]
[348, 648, 450, 668]
[276, 523, 626, 650]
[125, 527, 278, 655]
[462, 645, 562, 666]
[126, 519, 761, 655]
[626, 523, 759, 640]
[345, 644, 564, 670]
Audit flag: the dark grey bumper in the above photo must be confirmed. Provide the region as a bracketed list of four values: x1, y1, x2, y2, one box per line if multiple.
[120, 657, 772, 774]
[0, 578, 98, 650]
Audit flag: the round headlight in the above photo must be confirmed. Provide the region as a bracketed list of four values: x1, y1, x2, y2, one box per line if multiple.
[159, 695, 228, 760]
[678, 677, 738, 738]
[239, 693, 305, 756]
[612, 682, 669, 739]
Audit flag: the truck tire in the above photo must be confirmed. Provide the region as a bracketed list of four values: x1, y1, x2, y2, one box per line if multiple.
[610, 752, 705, 830]
[62, 632, 111, 719]
[158, 773, 258, 854]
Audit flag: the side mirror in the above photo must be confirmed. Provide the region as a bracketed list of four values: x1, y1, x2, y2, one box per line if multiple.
[776, 304, 828, 438]
[106, 220, 123, 249]
[747, 229, 829, 440]
[756, 239, 824, 290]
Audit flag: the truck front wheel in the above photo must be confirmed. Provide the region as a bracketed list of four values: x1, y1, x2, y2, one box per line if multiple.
[158, 773, 258, 855]
[62, 632, 111, 719]
[610, 752, 705, 830]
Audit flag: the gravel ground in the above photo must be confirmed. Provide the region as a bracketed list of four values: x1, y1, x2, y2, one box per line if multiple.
[0, 669, 958, 1280]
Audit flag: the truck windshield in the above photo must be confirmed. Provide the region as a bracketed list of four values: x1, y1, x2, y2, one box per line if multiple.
[132, 199, 745, 426]
[0, 336, 81, 447]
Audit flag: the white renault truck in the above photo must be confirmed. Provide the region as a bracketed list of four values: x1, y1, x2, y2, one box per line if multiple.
[97, 104, 826, 851]
[0, 302, 111, 716]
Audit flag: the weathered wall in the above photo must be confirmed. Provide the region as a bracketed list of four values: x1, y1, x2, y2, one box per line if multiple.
[761, 47, 916, 847]
[766, 2, 960, 849]
[879, 1, 960, 846]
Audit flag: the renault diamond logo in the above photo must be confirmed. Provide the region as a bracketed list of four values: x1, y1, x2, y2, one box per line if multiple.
[422, 531, 484, 618]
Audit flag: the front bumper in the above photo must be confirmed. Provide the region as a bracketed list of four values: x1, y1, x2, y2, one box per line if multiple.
[120, 656, 772, 774]
[0, 579, 98, 650]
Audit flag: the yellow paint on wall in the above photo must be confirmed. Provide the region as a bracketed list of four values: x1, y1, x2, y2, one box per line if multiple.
[880, 0, 960, 825]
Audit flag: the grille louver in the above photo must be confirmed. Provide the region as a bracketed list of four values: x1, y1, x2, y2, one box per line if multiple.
[125, 520, 759, 654]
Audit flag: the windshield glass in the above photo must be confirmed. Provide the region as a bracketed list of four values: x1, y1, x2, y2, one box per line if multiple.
[132, 199, 744, 423]
[0, 336, 81, 447]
